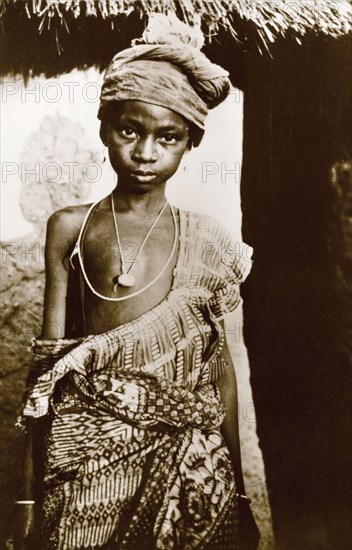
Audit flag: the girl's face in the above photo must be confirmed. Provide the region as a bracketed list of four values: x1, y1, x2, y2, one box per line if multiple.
[106, 100, 190, 193]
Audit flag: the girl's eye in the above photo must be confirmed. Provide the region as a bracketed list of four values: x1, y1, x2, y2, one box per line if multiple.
[120, 128, 138, 138]
[159, 134, 178, 144]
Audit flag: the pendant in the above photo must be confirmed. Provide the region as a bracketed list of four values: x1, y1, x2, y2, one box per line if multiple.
[117, 272, 136, 287]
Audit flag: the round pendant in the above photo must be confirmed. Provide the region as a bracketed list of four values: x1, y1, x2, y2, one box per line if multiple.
[117, 272, 136, 287]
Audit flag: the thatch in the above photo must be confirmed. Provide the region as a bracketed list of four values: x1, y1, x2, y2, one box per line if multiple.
[1, 0, 351, 78]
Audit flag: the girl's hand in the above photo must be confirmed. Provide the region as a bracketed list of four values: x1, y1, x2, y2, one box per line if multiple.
[238, 498, 260, 550]
[6, 503, 35, 550]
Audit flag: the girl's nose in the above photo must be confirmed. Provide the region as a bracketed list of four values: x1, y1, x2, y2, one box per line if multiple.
[132, 137, 157, 162]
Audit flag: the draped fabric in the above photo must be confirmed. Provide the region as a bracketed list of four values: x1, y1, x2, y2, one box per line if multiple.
[98, 14, 231, 130]
[23, 211, 253, 549]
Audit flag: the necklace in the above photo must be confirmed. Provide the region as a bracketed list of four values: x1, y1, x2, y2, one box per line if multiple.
[76, 197, 179, 302]
[111, 193, 168, 289]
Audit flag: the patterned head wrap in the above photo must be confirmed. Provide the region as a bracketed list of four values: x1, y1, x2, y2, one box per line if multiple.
[98, 13, 230, 130]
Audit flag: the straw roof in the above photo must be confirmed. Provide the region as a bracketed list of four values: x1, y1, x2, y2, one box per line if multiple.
[1, 1, 351, 78]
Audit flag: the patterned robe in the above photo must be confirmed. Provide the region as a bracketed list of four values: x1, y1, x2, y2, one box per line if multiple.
[22, 211, 253, 549]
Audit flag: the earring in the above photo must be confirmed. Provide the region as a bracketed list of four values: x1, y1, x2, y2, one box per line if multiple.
[102, 145, 107, 164]
[182, 149, 190, 173]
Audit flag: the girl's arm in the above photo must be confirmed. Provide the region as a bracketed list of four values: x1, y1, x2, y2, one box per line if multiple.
[41, 210, 74, 338]
[217, 320, 245, 494]
[7, 212, 73, 549]
[6, 424, 35, 549]
[18, 212, 70, 496]
[217, 321, 261, 548]
[19, 424, 34, 499]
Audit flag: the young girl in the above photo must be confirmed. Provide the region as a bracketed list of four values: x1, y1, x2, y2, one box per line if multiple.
[9, 14, 258, 550]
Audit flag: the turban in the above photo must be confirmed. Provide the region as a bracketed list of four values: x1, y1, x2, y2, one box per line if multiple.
[98, 13, 231, 130]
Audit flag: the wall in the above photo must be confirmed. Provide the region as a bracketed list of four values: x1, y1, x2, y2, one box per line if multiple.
[241, 34, 351, 550]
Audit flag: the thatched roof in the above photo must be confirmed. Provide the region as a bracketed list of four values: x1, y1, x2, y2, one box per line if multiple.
[1, 1, 351, 78]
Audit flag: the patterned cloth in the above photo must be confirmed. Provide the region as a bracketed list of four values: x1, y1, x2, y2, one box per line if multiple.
[23, 211, 253, 549]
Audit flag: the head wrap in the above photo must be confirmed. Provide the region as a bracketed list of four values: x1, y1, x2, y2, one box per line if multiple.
[98, 13, 231, 130]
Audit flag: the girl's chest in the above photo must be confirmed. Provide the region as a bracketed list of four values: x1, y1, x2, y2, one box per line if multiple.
[79, 216, 180, 332]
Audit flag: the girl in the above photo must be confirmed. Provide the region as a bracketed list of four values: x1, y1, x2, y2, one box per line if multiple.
[9, 14, 259, 550]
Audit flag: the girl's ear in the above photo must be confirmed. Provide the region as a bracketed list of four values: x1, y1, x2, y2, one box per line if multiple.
[185, 126, 192, 151]
[99, 120, 108, 146]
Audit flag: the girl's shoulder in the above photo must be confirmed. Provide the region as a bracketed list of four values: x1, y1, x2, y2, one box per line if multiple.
[47, 203, 93, 228]
[45, 203, 94, 257]
[178, 208, 253, 277]
[178, 208, 232, 243]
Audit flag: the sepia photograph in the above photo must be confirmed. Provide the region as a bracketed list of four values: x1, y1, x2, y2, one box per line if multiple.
[0, 1, 351, 549]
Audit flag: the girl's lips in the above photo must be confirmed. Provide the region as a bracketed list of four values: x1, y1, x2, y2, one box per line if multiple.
[130, 171, 157, 182]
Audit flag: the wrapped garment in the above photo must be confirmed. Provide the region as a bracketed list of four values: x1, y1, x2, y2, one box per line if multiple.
[23, 211, 253, 549]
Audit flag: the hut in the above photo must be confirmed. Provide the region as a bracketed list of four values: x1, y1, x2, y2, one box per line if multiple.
[1, 1, 351, 549]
